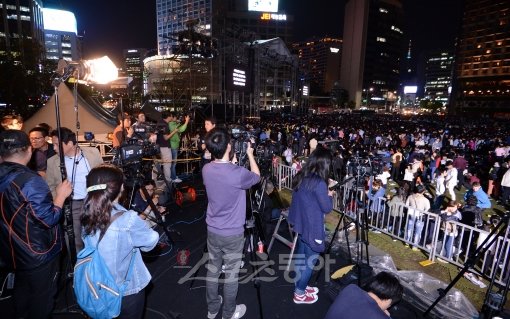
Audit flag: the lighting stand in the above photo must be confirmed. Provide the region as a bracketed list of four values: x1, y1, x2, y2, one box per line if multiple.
[424, 212, 509, 317]
[50, 64, 82, 318]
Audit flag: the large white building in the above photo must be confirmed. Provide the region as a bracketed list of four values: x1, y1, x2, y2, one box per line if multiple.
[42, 8, 81, 61]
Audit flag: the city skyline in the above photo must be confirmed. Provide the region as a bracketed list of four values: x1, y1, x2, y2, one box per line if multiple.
[55, 0, 462, 66]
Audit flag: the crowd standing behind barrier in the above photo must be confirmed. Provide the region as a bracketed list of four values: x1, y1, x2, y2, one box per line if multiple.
[247, 113, 510, 289]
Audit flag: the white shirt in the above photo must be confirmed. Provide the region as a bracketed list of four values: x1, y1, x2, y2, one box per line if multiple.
[64, 152, 91, 200]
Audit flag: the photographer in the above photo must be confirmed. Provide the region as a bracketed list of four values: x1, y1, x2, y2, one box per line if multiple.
[132, 111, 155, 143]
[132, 180, 167, 228]
[202, 127, 260, 319]
[168, 112, 190, 183]
[113, 112, 134, 148]
[46, 127, 103, 253]
[155, 112, 178, 184]
[198, 116, 216, 171]
[0, 130, 72, 318]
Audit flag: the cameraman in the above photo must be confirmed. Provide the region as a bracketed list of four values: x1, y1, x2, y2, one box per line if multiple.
[198, 116, 216, 172]
[202, 127, 260, 319]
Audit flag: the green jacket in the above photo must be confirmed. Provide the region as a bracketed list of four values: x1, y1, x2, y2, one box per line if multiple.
[168, 121, 187, 149]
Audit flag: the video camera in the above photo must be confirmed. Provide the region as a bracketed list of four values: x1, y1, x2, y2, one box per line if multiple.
[116, 138, 160, 166]
[229, 125, 258, 167]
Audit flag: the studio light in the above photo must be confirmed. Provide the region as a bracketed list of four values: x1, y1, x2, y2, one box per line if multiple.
[57, 56, 118, 85]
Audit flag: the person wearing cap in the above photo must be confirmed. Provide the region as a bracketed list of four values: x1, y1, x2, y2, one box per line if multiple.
[0, 130, 72, 318]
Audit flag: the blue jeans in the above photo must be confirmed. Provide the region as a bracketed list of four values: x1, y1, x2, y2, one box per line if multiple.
[406, 216, 424, 246]
[442, 234, 455, 259]
[206, 232, 244, 319]
[433, 195, 444, 210]
[171, 148, 178, 180]
[294, 236, 319, 295]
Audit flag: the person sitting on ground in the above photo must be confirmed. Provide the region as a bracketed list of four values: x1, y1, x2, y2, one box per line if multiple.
[323, 271, 404, 319]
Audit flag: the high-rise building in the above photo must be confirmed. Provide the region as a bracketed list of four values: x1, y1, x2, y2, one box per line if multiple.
[42, 8, 81, 61]
[424, 51, 454, 105]
[340, 0, 405, 108]
[0, 0, 44, 61]
[153, 0, 297, 115]
[124, 48, 147, 105]
[452, 0, 510, 114]
[292, 38, 342, 95]
[156, 0, 293, 55]
[156, 0, 213, 55]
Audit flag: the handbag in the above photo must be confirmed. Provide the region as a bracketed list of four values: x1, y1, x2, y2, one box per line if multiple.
[73, 212, 136, 319]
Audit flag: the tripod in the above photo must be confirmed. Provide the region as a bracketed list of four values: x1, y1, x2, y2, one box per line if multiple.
[424, 212, 510, 317]
[125, 164, 178, 247]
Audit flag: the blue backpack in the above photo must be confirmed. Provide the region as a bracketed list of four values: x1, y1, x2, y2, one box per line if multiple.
[73, 220, 135, 319]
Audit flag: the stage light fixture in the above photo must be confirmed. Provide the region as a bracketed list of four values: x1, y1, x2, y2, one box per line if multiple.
[57, 56, 118, 85]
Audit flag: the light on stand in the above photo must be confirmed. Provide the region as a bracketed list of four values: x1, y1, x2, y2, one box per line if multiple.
[56, 56, 118, 84]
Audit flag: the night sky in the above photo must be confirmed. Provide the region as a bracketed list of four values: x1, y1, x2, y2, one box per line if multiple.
[50, 0, 462, 67]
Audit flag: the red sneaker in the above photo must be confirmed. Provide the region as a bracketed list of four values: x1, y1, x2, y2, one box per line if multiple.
[306, 286, 319, 295]
[293, 292, 318, 304]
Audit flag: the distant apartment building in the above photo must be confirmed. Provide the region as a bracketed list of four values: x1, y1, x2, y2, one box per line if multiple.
[452, 0, 510, 114]
[424, 51, 454, 105]
[0, 0, 44, 60]
[42, 8, 81, 61]
[292, 37, 342, 95]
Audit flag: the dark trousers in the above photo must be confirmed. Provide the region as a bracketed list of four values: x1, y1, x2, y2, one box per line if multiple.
[13, 255, 60, 319]
[119, 289, 146, 319]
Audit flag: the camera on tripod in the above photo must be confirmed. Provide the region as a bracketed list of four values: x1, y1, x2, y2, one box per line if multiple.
[229, 125, 257, 167]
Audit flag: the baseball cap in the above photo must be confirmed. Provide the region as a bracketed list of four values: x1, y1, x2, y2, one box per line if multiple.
[0, 129, 30, 150]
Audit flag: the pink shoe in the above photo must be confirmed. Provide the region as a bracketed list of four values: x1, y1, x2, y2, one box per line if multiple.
[293, 292, 318, 304]
[306, 286, 319, 295]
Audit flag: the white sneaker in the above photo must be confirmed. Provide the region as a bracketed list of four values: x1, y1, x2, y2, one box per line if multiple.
[173, 178, 183, 183]
[222, 304, 246, 319]
[207, 295, 223, 319]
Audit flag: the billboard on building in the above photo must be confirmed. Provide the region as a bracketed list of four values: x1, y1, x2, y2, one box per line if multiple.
[248, 0, 279, 13]
[43, 8, 77, 34]
[226, 64, 251, 93]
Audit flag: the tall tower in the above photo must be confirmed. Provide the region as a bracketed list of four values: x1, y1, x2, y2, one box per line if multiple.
[424, 51, 454, 105]
[340, 0, 404, 109]
[452, 0, 510, 114]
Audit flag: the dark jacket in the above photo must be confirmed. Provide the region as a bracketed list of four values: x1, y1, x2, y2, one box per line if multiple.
[0, 162, 63, 270]
[288, 174, 333, 252]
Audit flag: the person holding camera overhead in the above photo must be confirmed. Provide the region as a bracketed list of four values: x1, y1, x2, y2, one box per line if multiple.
[288, 146, 335, 304]
[202, 127, 260, 319]
[168, 112, 190, 183]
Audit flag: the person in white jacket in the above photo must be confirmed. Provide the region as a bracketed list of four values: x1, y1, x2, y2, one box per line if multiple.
[500, 158, 510, 206]
[445, 160, 458, 201]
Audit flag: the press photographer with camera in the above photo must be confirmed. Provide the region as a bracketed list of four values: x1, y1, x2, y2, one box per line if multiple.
[168, 112, 190, 183]
[202, 127, 260, 319]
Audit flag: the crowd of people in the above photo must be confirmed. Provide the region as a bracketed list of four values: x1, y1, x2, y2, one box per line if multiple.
[1, 110, 510, 318]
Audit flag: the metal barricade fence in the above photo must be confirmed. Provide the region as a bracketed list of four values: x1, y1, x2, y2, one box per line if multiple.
[274, 162, 509, 284]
